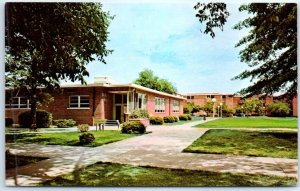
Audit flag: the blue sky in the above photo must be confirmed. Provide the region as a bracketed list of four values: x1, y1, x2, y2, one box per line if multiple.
[77, 0, 253, 94]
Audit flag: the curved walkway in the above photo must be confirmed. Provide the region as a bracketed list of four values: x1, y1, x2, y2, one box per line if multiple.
[6, 118, 298, 186]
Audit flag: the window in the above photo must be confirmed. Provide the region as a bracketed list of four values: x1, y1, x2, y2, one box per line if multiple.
[155, 97, 165, 113]
[222, 95, 226, 98]
[69, 95, 90, 108]
[5, 97, 30, 109]
[172, 100, 180, 113]
[138, 93, 147, 109]
[187, 96, 194, 99]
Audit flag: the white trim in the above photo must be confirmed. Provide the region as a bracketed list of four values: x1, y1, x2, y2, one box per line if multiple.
[67, 107, 90, 110]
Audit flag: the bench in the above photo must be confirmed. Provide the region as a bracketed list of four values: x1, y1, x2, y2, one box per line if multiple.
[93, 118, 120, 131]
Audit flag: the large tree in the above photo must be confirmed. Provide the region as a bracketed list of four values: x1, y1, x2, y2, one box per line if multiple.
[134, 69, 177, 94]
[194, 3, 297, 98]
[5, 3, 113, 128]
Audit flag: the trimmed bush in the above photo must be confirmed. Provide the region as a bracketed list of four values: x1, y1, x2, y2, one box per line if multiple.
[18, 110, 52, 128]
[163, 116, 175, 123]
[173, 116, 179, 122]
[121, 121, 146, 134]
[78, 124, 89, 132]
[130, 109, 150, 119]
[79, 133, 95, 145]
[149, 116, 164, 125]
[54, 119, 76, 128]
[267, 101, 291, 117]
[5, 118, 13, 127]
[179, 114, 191, 121]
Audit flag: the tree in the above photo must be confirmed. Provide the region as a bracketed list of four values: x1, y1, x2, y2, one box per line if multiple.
[5, 3, 112, 128]
[183, 102, 202, 114]
[195, 3, 297, 98]
[134, 69, 177, 94]
[267, 101, 291, 117]
[239, 98, 264, 116]
[202, 101, 213, 115]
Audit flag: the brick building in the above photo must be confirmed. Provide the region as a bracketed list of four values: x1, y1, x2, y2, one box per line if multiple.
[184, 93, 298, 117]
[5, 77, 186, 125]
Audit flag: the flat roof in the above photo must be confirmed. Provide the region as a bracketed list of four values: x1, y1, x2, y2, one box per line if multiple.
[60, 83, 186, 100]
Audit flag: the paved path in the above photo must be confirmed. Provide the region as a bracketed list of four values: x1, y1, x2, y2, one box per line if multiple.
[6, 118, 298, 186]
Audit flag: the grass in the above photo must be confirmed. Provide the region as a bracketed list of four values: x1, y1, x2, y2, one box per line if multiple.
[6, 154, 48, 170]
[164, 116, 203, 126]
[184, 129, 297, 158]
[195, 117, 298, 129]
[40, 162, 297, 186]
[6, 130, 138, 147]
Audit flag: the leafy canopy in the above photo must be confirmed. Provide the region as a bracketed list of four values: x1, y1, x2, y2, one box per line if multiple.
[5, 3, 112, 127]
[267, 100, 291, 117]
[194, 3, 297, 98]
[134, 69, 177, 95]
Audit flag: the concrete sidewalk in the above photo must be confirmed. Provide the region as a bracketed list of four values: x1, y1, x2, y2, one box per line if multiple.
[6, 118, 298, 186]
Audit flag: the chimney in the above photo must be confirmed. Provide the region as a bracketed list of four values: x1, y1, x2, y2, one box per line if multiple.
[94, 77, 114, 85]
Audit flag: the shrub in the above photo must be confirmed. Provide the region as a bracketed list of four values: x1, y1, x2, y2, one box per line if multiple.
[5, 118, 13, 127]
[267, 101, 291, 117]
[79, 133, 95, 145]
[173, 116, 179, 122]
[54, 119, 76, 128]
[129, 109, 150, 119]
[163, 116, 175, 123]
[18, 110, 52, 128]
[121, 121, 146, 134]
[149, 116, 164, 125]
[179, 114, 191, 121]
[77, 124, 89, 132]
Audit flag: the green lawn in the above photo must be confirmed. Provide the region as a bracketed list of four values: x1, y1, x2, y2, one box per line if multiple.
[195, 117, 298, 129]
[164, 116, 203, 126]
[6, 130, 138, 147]
[40, 162, 297, 186]
[184, 129, 297, 158]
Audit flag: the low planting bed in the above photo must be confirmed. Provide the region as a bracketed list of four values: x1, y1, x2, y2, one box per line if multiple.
[40, 162, 297, 186]
[183, 129, 297, 158]
[6, 130, 138, 147]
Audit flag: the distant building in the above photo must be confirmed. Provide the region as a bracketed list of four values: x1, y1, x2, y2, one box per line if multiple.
[183, 93, 297, 117]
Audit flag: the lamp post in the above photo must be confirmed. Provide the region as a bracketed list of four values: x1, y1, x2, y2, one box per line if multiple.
[212, 98, 216, 118]
[220, 103, 223, 118]
[217, 105, 220, 118]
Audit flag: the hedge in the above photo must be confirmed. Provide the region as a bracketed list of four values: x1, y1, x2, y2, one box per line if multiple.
[18, 110, 52, 128]
[149, 116, 164, 125]
[121, 121, 146, 134]
[54, 119, 76, 128]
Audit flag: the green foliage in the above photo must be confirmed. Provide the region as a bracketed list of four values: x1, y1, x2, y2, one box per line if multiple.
[239, 98, 264, 116]
[121, 121, 146, 134]
[54, 119, 76, 128]
[129, 109, 150, 119]
[5, 2, 113, 128]
[77, 124, 89, 132]
[79, 133, 95, 145]
[163, 116, 178, 123]
[5, 118, 13, 127]
[179, 114, 191, 121]
[220, 104, 235, 117]
[134, 69, 177, 94]
[149, 116, 164, 125]
[173, 116, 179, 122]
[184, 102, 202, 114]
[202, 101, 213, 115]
[194, 3, 230, 38]
[18, 110, 52, 128]
[233, 3, 297, 98]
[267, 101, 291, 117]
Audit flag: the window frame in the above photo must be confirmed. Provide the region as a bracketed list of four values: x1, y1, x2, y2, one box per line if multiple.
[68, 95, 90, 109]
[172, 100, 180, 113]
[155, 97, 165, 113]
[5, 96, 30, 109]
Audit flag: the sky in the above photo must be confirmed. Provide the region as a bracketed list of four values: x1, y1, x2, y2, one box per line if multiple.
[78, 0, 253, 95]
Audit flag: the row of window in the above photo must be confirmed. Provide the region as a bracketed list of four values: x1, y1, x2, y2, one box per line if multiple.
[155, 97, 180, 113]
[5, 96, 90, 109]
[6, 96, 181, 113]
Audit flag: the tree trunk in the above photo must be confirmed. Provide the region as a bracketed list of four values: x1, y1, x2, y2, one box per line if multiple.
[30, 88, 38, 131]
